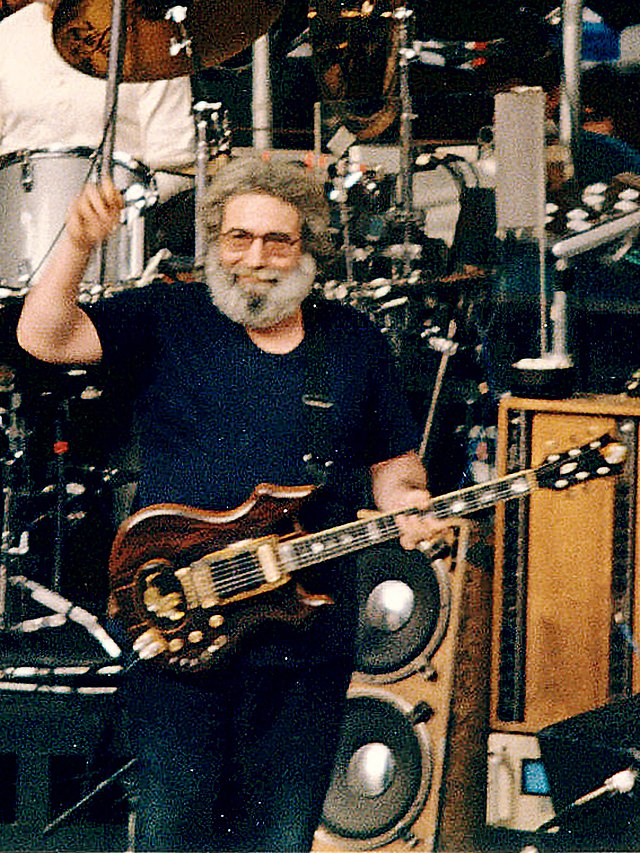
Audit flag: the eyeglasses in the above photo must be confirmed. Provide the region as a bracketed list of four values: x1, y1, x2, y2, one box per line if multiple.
[220, 229, 302, 259]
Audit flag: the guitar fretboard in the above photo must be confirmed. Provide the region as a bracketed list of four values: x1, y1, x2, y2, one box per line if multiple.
[278, 470, 534, 572]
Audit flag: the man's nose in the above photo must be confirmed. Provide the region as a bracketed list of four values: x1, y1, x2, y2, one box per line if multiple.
[242, 236, 268, 266]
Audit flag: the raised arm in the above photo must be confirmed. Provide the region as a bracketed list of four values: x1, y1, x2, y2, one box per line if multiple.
[16, 178, 124, 364]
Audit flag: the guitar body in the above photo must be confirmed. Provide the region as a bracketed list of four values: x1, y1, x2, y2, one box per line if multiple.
[109, 483, 323, 672]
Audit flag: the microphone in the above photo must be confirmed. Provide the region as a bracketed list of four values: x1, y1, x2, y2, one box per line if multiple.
[536, 763, 639, 835]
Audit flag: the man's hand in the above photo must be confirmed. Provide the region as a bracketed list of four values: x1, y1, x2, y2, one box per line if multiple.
[370, 451, 452, 551]
[393, 489, 451, 551]
[66, 178, 124, 254]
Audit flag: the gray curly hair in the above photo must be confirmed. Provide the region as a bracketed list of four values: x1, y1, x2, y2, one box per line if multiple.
[201, 156, 333, 262]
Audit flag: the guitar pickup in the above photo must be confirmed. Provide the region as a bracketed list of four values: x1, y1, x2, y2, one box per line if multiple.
[175, 535, 287, 610]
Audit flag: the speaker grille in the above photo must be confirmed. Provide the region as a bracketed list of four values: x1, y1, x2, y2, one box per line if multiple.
[492, 396, 640, 733]
[355, 543, 451, 682]
[320, 686, 433, 849]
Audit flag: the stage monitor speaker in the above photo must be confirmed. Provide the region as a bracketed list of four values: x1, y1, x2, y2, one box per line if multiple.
[314, 520, 493, 852]
[491, 394, 640, 736]
[0, 689, 129, 851]
[537, 694, 640, 851]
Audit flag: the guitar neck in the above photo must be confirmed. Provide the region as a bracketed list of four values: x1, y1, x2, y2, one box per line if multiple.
[278, 469, 537, 573]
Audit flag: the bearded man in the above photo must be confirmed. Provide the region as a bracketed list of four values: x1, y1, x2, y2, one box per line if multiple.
[16, 156, 448, 852]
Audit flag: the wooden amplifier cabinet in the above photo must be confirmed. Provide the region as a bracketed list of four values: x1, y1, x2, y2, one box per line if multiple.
[491, 394, 640, 735]
[315, 521, 492, 852]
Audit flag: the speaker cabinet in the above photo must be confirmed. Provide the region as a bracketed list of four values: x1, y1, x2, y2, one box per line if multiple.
[0, 690, 128, 851]
[314, 520, 492, 851]
[491, 394, 640, 735]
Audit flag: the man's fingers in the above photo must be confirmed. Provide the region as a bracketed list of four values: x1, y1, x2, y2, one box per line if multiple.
[396, 512, 452, 550]
[67, 180, 124, 250]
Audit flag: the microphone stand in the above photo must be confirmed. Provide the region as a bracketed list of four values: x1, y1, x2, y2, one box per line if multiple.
[51, 395, 70, 594]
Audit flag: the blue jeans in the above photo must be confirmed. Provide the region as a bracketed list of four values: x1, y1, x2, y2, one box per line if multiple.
[118, 655, 352, 852]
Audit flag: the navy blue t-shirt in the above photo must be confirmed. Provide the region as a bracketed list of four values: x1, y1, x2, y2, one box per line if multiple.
[87, 280, 420, 665]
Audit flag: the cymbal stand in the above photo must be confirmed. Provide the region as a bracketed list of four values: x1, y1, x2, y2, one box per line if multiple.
[327, 157, 356, 288]
[394, 6, 417, 282]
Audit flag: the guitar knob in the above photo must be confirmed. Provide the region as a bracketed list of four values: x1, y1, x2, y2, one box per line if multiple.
[133, 628, 168, 659]
[209, 614, 224, 628]
[201, 636, 228, 663]
[188, 630, 204, 644]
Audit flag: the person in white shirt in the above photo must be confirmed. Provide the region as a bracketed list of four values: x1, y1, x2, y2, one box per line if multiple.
[0, 0, 196, 202]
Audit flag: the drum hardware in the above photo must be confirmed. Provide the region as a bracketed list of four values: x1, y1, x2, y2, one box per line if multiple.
[165, 4, 192, 58]
[395, 5, 417, 281]
[7, 576, 120, 659]
[150, 97, 231, 267]
[0, 363, 124, 679]
[326, 155, 359, 288]
[192, 100, 232, 270]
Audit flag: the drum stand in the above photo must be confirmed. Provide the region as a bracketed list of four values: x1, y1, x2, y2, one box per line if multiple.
[395, 5, 417, 282]
[0, 380, 26, 632]
[193, 100, 231, 271]
[0, 369, 121, 657]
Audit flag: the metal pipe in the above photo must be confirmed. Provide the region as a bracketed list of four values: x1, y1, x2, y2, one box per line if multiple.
[559, 0, 583, 168]
[100, 0, 127, 174]
[252, 34, 273, 151]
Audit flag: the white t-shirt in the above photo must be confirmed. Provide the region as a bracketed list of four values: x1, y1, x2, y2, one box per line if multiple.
[0, 3, 196, 199]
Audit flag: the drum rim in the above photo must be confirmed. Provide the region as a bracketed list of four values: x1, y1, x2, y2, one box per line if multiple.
[0, 146, 152, 179]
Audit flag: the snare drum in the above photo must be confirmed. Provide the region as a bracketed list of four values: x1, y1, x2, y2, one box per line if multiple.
[0, 147, 157, 300]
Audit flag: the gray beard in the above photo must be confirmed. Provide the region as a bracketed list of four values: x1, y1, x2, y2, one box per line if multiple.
[205, 250, 317, 329]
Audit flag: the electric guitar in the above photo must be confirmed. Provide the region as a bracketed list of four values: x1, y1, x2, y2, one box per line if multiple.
[109, 433, 627, 672]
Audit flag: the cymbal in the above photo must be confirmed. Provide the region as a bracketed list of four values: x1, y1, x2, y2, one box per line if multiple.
[53, 0, 285, 82]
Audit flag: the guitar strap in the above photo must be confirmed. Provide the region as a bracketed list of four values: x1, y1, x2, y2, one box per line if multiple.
[302, 300, 336, 487]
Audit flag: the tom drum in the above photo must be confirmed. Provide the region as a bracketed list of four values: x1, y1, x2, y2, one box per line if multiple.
[0, 147, 157, 301]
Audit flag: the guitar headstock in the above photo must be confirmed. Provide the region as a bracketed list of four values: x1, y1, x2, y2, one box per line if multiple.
[535, 434, 627, 491]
